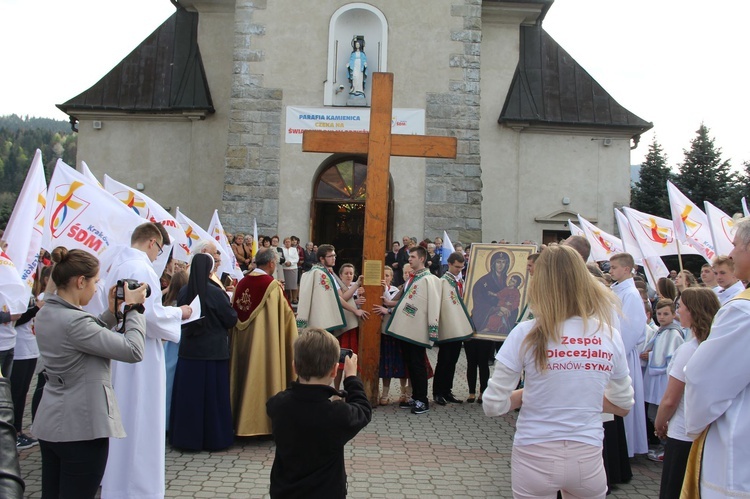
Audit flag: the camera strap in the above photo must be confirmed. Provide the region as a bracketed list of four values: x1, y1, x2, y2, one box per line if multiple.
[114, 291, 130, 333]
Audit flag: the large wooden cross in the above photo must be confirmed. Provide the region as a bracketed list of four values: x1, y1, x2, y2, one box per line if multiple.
[302, 72, 457, 403]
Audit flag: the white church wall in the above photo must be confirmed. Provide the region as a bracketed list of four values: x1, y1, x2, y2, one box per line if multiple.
[190, 10, 235, 226]
[519, 132, 631, 240]
[481, 128, 632, 244]
[479, 15, 522, 244]
[250, 0, 460, 241]
[75, 119, 195, 218]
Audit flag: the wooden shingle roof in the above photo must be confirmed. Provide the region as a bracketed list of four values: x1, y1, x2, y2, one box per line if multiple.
[57, 8, 214, 118]
[499, 25, 652, 135]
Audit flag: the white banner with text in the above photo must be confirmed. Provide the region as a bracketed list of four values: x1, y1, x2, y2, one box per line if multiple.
[285, 107, 425, 143]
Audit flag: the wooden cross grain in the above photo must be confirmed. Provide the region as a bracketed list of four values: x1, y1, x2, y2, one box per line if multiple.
[302, 72, 457, 404]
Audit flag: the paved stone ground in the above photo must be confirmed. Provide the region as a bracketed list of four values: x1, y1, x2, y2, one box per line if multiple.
[17, 348, 662, 498]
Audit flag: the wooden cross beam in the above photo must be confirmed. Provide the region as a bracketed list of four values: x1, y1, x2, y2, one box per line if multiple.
[302, 72, 457, 404]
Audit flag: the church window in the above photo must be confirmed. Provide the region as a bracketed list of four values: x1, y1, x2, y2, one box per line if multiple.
[314, 159, 367, 201]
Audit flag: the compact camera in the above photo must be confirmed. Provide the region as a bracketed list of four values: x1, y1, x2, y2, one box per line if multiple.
[115, 279, 152, 300]
[339, 348, 353, 364]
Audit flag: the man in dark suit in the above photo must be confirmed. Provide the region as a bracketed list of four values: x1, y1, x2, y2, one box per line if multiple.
[395, 236, 412, 286]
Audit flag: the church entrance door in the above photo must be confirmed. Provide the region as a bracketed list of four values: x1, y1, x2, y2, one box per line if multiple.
[542, 229, 572, 245]
[312, 157, 392, 272]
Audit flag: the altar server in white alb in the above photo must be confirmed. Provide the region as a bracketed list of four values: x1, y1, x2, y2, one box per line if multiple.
[712, 254, 745, 305]
[684, 217, 750, 498]
[101, 223, 191, 499]
[608, 252, 648, 457]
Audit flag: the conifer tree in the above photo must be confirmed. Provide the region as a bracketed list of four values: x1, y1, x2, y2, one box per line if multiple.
[674, 123, 734, 213]
[727, 161, 750, 215]
[631, 138, 672, 218]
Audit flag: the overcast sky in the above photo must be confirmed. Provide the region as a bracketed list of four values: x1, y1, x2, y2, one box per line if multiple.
[2, 0, 748, 171]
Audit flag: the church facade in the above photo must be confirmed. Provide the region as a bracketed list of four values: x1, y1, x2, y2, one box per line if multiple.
[59, 0, 651, 251]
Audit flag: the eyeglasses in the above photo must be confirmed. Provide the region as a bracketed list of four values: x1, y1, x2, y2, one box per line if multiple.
[325, 254, 337, 259]
[153, 239, 164, 256]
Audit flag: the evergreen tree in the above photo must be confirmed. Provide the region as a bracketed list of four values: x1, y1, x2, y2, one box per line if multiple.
[631, 138, 672, 218]
[674, 123, 734, 213]
[0, 114, 76, 229]
[726, 161, 750, 215]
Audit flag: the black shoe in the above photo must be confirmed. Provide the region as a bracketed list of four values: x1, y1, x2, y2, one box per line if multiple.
[444, 394, 463, 404]
[411, 401, 430, 415]
[16, 433, 38, 450]
[399, 398, 415, 409]
[466, 395, 476, 403]
[434, 396, 447, 406]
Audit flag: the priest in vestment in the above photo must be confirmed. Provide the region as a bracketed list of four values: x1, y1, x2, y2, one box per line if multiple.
[229, 248, 297, 437]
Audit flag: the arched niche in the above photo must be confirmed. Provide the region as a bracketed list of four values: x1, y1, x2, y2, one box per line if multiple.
[324, 3, 388, 107]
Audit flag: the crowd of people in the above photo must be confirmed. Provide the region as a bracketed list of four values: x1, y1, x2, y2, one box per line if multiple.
[0, 220, 748, 498]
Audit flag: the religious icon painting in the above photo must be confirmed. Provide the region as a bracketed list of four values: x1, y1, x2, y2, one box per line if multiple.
[463, 244, 536, 341]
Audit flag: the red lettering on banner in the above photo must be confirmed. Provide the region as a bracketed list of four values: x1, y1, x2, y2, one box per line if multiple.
[67, 223, 104, 252]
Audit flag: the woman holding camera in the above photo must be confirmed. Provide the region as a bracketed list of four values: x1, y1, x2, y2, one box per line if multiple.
[33, 247, 148, 499]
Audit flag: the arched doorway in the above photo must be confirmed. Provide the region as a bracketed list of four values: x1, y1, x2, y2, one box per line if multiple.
[312, 156, 392, 272]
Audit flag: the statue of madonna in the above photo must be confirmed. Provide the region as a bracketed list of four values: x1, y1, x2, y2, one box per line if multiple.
[347, 36, 367, 96]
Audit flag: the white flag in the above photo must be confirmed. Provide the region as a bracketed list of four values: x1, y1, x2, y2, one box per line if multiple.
[667, 181, 716, 263]
[576, 215, 624, 262]
[622, 206, 699, 259]
[614, 209, 644, 265]
[79, 161, 102, 187]
[3, 149, 47, 296]
[615, 208, 665, 288]
[441, 230, 455, 265]
[174, 208, 212, 260]
[704, 201, 735, 258]
[568, 220, 584, 237]
[568, 220, 594, 263]
[42, 159, 143, 258]
[175, 206, 242, 281]
[0, 250, 28, 314]
[207, 210, 243, 279]
[103, 174, 189, 266]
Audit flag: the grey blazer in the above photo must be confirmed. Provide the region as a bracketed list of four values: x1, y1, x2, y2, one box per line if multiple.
[33, 294, 146, 442]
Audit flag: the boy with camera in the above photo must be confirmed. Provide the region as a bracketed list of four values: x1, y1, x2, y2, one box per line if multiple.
[266, 328, 372, 498]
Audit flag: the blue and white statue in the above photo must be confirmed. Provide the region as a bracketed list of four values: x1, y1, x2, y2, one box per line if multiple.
[347, 36, 367, 96]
